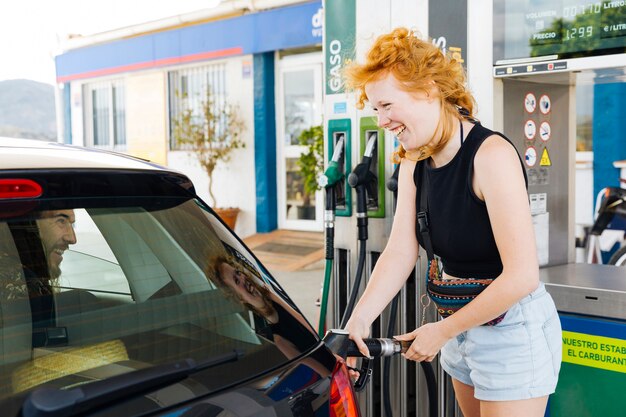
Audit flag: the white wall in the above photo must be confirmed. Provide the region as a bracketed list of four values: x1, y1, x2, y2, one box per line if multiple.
[126, 72, 168, 165]
[467, 0, 495, 128]
[576, 154, 595, 226]
[70, 82, 85, 146]
[393, 0, 428, 35]
[168, 56, 257, 238]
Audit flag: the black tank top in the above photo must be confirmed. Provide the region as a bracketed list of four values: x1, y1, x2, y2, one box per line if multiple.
[413, 123, 527, 279]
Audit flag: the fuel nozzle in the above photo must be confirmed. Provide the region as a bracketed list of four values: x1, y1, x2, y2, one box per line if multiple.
[324, 329, 408, 358]
[386, 164, 401, 213]
[347, 133, 377, 195]
[348, 133, 378, 240]
[386, 164, 400, 193]
[323, 329, 408, 391]
[318, 136, 345, 190]
[320, 137, 344, 260]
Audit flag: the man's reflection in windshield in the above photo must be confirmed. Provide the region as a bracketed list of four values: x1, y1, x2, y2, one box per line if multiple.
[2, 209, 77, 347]
[35, 210, 77, 281]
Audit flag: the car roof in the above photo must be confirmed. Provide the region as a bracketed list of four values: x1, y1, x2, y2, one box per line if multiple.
[0, 137, 166, 171]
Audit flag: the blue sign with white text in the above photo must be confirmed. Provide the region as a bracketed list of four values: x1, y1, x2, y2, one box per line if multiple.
[55, 1, 322, 82]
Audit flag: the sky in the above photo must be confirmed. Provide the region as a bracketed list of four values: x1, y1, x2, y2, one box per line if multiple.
[0, 0, 221, 86]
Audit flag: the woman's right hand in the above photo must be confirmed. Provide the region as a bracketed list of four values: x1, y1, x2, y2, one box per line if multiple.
[344, 316, 371, 380]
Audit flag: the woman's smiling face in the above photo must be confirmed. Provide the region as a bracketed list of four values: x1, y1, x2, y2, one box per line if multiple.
[365, 72, 441, 151]
[218, 262, 264, 308]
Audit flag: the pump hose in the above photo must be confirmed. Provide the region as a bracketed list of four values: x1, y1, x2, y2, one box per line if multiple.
[318, 258, 333, 336]
[339, 239, 367, 328]
[420, 360, 438, 417]
[318, 187, 337, 336]
[383, 293, 399, 417]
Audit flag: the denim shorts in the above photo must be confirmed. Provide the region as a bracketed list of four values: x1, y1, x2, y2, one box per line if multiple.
[440, 282, 562, 401]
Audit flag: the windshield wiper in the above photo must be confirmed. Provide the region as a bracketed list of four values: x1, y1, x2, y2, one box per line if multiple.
[22, 349, 243, 417]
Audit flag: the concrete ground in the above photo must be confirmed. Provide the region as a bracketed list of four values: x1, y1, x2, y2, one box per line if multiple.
[269, 259, 324, 331]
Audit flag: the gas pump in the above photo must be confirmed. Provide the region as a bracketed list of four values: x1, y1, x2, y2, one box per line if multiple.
[320, 0, 626, 416]
[341, 132, 378, 327]
[323, 1, 436, 416]
[493, 68, 626, 417]
[491, 2, 626, 412]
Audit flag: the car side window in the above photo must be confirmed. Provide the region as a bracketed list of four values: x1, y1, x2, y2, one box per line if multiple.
[58, 209, 131, 301]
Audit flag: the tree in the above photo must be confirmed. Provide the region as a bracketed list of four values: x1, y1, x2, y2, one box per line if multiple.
[172, 88, 246, 208]
[296, 125, 324, 207]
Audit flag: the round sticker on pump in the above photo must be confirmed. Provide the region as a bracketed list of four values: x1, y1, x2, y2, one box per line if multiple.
[525, 146, 537, 167]
[524, 120, 537, 140]
[524, 93, 537, 113]
[539, 94, 551, 114]
[539, 121, 551, 141]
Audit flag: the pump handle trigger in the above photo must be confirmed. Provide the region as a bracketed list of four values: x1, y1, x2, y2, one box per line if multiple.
[353, 357, 373, 392]
[347, 158, 372, 188]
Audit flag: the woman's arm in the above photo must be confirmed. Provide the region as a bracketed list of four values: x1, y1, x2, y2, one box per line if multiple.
[397, 134, 539, 362]
[345, 158, 421, 355]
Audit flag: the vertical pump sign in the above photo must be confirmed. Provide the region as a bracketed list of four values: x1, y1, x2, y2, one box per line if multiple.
[428, 0, 468, 68]
[324, 0, 356, 95]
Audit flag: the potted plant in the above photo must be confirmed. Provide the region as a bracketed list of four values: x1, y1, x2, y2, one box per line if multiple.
[296, 125, 324, 220]
[172, 87, 246, 229]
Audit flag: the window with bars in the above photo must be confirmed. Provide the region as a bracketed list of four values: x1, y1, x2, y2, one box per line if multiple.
[83, 80, 126, 150]
[168, 63, 228, 150]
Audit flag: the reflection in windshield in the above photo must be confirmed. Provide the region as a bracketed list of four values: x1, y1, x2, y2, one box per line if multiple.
[0, 199, 317, 416]
[23, 350, 242, 417]
[206, 243, 318, 360]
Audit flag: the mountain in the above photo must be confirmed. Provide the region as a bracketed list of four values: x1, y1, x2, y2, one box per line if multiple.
[0, 79, 57, 140]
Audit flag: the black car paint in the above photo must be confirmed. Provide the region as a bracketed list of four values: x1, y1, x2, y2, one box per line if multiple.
[0, 153, 346, 417]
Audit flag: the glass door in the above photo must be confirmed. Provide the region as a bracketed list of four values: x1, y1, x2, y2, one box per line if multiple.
[276, 53, 323, 231]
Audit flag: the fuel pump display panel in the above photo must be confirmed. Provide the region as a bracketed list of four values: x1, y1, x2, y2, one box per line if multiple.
[494, 0, 626, 64]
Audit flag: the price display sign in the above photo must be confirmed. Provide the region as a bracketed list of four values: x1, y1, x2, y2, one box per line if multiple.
[494, 0, 626, 64]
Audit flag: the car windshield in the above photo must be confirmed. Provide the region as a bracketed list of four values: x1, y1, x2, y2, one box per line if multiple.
[0, 195, 318, 414]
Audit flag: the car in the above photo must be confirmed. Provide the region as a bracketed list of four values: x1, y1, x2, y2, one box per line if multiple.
[0, 138, 360, 417]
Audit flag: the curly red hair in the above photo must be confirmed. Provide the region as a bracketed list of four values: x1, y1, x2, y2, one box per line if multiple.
[343, 27, 477, 161]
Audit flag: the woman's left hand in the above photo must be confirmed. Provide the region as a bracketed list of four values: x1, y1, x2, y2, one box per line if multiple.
[394, 322, 452, 362]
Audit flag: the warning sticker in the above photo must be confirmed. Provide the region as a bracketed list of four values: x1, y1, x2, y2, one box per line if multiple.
[563, 331, 626, 374]
[524, 120, 537, 140]
[527, 168, 549, 186]
[540, 148, 552, 166]
[540, 94, 551, 114]
[525, 146, 537, 167]
[530, 193, 547, 215]
[539, 121, 551, 141]
[524, 93, 537, 113]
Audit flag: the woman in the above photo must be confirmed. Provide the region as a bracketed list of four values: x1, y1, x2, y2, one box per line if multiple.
[343, 28, 561, 417]
[207, 248, 318, 357]
[209, 252, 278, 322]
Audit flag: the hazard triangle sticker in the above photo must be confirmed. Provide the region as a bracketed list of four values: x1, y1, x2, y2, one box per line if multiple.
[540, 148, 552, 166]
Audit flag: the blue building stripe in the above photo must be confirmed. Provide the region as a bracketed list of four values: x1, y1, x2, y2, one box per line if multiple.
[254, 52, 278, 233]
[55, 1, 322, 81]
